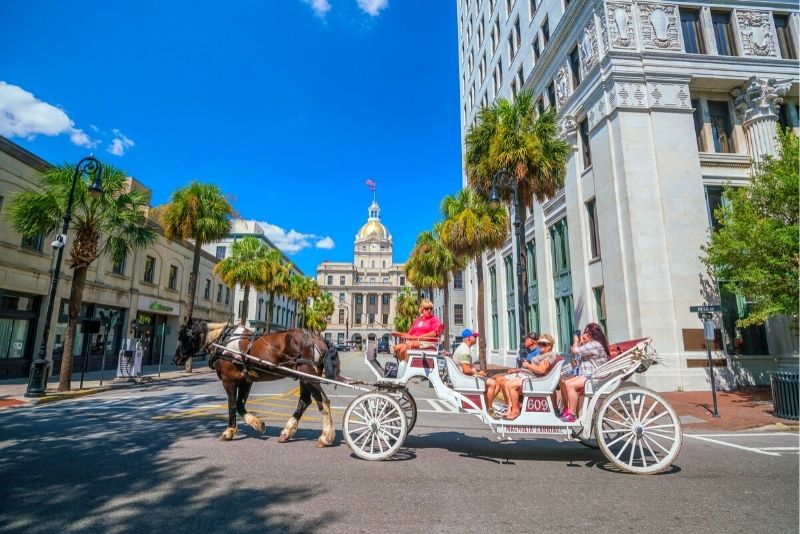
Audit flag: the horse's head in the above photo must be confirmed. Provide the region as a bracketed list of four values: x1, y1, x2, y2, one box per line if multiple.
[173, 320, 208, 366]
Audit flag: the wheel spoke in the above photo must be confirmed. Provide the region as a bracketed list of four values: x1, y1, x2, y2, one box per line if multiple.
[615, 434, 635, 461]
[642, 408, 670, 427]
[642, 434, 670, 454]
[607, 430, 633, 448]
[606, 405, 630, 424]
[638, 440, 648, 468]
[642, 434, 658, 461]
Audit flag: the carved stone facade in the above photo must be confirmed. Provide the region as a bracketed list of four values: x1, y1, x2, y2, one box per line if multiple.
[556, 114, 578, 146]
[579, 16, 599, 77]
[587, 80, 692, 130]
[736, 10, 778, 57]
[638, 3, 681, 51]
[732, 76, 792, 123]
[555, 62, 573, 107]
[602, 2, 637, 51]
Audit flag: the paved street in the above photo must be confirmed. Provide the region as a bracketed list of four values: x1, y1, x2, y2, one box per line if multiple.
[1, 351, 797, 533]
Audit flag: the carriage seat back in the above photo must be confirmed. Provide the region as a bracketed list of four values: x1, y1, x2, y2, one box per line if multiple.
[521, 358, 565, 395]
[442, 356, 486, 392]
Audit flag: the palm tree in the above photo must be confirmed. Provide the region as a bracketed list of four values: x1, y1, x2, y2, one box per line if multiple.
[161, 181, 233, 371]
[7, 162, 156, 391]
[439, 188, 508, 370]
[406, 227, 464, 345]
[394, 287, 419, 332]
[263, 249, 292, 332]
[306, 292, 334, 333]
[289, 274, 321, 328]
[465, 91, 570, 334]
[213, 236, 269, 326]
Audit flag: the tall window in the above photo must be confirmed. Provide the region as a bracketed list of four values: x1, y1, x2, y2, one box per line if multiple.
[168, 265, 178, 289]
[143, 256, 156, 283]
[338, 309, 345, 324]
[112, 251, 127, 275]
[680, 8, 705, 54]
[382, 294, 390, 305]
[339, 292, 345, 302]
[204, 279, 211, 299]
[339, 275, 345, 285]
[454, 304, 464, 325]
[356, 294, 363, 305]
[532, 34, 541, 62]
[504, 255, 517, 349]
[550, 218, 575, 350]
[489, 266, 499, 350]
[327, 275, 333, 285]
[215, 246, 226, 259]
[711, 12, 736, 56]
[369, 294, 377, 305]
[708, 101, 734, 153]
[593, 286, 607, 334]
[541, 16, 550, 46]
[526, 240, 540, 334]
[400, 276, 405, 286]
[529, 0, 537, 18]
[691, 98, 707, 151]
[579, 118, 592, 168]
[569, 46, 580, 88]
[225, 287, 230, 305]
[586, 199, 601, 259]
[216, 283, 223, 303]
[774, 14, 796, 59]
[546, 81, 556, 108]
[20, 234, 43, 252]
[453, 271, 463, 290]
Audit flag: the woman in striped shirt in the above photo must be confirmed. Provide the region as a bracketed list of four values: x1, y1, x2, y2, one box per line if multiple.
[559, 322, 610, 422]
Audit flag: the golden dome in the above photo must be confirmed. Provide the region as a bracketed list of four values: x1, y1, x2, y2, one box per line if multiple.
[357, 220, 389, 239]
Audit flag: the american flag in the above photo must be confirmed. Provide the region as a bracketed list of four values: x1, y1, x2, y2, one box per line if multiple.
[365, 179, 376, 191]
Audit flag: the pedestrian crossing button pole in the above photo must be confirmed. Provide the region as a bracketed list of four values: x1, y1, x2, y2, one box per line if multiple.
[690, 305, 722, 418]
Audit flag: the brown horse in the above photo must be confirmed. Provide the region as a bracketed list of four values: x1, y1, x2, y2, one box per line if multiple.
[173, 321, 340, 447]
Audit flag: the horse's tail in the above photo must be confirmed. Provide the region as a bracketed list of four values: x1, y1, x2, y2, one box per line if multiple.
[322, 339, 340, 380]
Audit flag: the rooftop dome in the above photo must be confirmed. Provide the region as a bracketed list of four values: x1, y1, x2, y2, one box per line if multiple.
[356, 201, 390, 240]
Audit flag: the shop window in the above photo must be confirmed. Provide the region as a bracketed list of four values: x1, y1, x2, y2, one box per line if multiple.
[711, 11, 736, 56]
[168, 265, 178, 290]
[204, 279, 211, 299]
[680, 8, 705, 54]
[774, 14, 796, 59]
[143, 256, 156, 283]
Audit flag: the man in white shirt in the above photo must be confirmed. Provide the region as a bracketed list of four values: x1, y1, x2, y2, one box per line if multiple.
[453, 329, 485, 377]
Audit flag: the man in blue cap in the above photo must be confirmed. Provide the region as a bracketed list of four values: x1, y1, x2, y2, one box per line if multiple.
[453, 328, 485, 377]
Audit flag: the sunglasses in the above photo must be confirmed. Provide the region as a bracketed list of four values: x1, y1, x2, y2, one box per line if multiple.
[537, 342, 552, 346]
[422, 307, 433, 311]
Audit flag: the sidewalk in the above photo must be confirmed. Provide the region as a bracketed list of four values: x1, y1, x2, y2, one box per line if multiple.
[1, 362, 797, 433]
[0, 360, 213, 408]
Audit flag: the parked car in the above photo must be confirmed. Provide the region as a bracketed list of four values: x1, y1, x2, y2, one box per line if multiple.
[335, 343, 349, 352]
[377, 338, 391, 353]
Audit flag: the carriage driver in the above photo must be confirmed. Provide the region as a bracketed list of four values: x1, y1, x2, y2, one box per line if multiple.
[393, 299, 442, 377]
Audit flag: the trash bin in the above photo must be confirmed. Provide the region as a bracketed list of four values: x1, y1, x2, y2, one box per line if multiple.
[770, 372, 799, 420]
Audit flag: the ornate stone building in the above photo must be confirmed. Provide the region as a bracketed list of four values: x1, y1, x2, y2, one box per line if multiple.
[457, 0, 798, 390]
[317, 201, 408, 347]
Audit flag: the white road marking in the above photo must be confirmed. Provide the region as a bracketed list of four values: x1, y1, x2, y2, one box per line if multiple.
[686, 432, 799, 457]
[688, 432, 797, 438]
[686, 435, 781, 456]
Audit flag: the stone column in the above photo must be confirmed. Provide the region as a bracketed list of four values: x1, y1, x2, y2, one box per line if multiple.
[732, 76, 792, 162]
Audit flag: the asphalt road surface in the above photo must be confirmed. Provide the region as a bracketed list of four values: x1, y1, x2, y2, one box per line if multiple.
[1, 351, 797, 533]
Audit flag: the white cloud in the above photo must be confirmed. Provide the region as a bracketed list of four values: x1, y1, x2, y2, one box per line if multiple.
[357, 0, 388, 16]
[258, 221, 335, 254]
[0, 81, 100, 149]
[107, 128, 135, 156]
[315, 236, 335, 249]
[304, 0, 331, 17]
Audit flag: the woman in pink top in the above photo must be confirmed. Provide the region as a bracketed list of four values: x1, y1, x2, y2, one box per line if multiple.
[393, 299, 442, 372]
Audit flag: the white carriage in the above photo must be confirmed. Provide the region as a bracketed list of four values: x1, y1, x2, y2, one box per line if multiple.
[342, 338, 683, 474]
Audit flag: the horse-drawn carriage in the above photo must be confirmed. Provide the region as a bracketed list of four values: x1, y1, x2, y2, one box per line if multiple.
[174, 323, 682, 475]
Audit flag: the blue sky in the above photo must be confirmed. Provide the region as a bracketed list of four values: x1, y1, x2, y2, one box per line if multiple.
[0, 0, 462, 276]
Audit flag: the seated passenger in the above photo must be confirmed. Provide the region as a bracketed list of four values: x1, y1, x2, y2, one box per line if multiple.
[453, 329, 485, 377]
[502, 333, 558, 420]
[516, 331, 540, 368]
[559, 323, 610, 422]
[484, 333, 539, 416]
[392, 299, 442, 376]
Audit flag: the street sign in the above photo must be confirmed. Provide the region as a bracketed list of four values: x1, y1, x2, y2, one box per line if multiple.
[690, 305, 722, 313]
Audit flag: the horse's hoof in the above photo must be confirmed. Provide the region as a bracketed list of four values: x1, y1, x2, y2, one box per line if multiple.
[316, 439, 331, 448]
[220, 428, 236, 441]
[244, 414, 266, 433]
[278, 433, 290, 443]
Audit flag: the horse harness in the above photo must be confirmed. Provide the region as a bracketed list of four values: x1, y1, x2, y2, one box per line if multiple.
[207, 325, 325, 382]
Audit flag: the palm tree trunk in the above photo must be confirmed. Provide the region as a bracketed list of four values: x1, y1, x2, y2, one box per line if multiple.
[184, 243, 202, 372]
[441, 274, 450, 350]
[57, 266, 88, 392]
[517, 210, 530, 335]
[240, 283, 250, 326]
[266, 293, 275, 333]
[474, 256, 488, 371]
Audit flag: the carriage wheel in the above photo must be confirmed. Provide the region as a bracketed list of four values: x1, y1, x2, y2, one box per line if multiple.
[383, 388, 417, 433]
[343, 391, 408, 461]
[595, 387, 683, 474]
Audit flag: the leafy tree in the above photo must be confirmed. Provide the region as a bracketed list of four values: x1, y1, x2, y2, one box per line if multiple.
[263, 249, 292, 332]
[439, 188, 508, 369]
[161, 181, 233, 371]
[213, 236, 269, 326]
[289, 274, 321, 328]
[465, 93, 570, 334]
[7, 162, 155, 391]
[394, 287, 419, 332]
[306, 292, 334, 333]
[704, 129, 799, 330]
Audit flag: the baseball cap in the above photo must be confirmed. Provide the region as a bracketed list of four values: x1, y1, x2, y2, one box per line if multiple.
[461, 328, 480, 338]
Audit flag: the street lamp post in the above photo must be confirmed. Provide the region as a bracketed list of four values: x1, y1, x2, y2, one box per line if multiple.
[25, 156, 103, 397]
[488, 169, 529, 362]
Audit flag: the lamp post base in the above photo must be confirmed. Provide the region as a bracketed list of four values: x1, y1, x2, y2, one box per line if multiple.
[25, 358, 51, 398]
